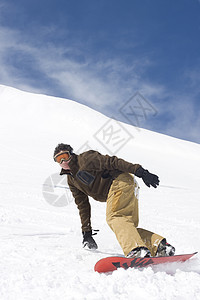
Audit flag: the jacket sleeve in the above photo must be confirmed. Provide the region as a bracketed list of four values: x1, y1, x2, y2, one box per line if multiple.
[80, 151, 141, 174]
[68, 180, 92, 232]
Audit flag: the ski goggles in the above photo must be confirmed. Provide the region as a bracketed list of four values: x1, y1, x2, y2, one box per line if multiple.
[54, 151, 71, 163]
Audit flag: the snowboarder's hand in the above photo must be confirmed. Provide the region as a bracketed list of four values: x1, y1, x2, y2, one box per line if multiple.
[82, 230, 98, 250]
[135, 167, 159, 188]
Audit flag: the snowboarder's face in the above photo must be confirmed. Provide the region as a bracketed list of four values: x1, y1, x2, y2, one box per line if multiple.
[54, 150, 71, 170]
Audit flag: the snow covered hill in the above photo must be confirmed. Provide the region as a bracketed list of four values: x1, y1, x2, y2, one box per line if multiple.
[0, 85, 200, 300]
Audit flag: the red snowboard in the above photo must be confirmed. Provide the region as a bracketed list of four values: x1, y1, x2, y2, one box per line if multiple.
[94, 252, 197, 273]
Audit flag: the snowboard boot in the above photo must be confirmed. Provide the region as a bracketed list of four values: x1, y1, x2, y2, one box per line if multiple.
[127, 247, 151, 258]
[156, 239, 175, 257]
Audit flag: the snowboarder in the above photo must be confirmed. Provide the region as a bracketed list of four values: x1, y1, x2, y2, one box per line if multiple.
[53, 143, 175, 258]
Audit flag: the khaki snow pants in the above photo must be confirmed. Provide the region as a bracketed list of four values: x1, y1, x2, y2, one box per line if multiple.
[106, 173, 164, 257]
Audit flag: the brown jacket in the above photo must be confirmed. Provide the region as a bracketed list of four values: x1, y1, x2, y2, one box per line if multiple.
[60, 150, 141, 231]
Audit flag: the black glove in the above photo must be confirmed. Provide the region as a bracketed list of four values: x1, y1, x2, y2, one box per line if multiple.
[135, 166, 159, 188]
[82, 230, 98, 250]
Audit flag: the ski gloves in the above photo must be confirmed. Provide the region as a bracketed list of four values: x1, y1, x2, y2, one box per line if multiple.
[82, 230, 98, 250]
[135, 166, 160, 188]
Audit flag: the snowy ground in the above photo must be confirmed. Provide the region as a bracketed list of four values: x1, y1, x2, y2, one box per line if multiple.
[0, 85, 200, 300]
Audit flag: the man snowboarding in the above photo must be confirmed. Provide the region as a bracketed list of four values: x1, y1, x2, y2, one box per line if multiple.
[53, 143, 175, 258]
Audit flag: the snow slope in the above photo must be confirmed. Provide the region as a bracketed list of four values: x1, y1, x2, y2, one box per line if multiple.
[0, 85, 200, 300]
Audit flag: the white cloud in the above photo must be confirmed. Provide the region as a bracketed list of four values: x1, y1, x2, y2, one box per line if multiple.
[0, 23, 164, 109]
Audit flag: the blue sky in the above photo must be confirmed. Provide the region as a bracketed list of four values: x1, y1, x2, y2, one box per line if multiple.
[0, 0, 200, 144]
